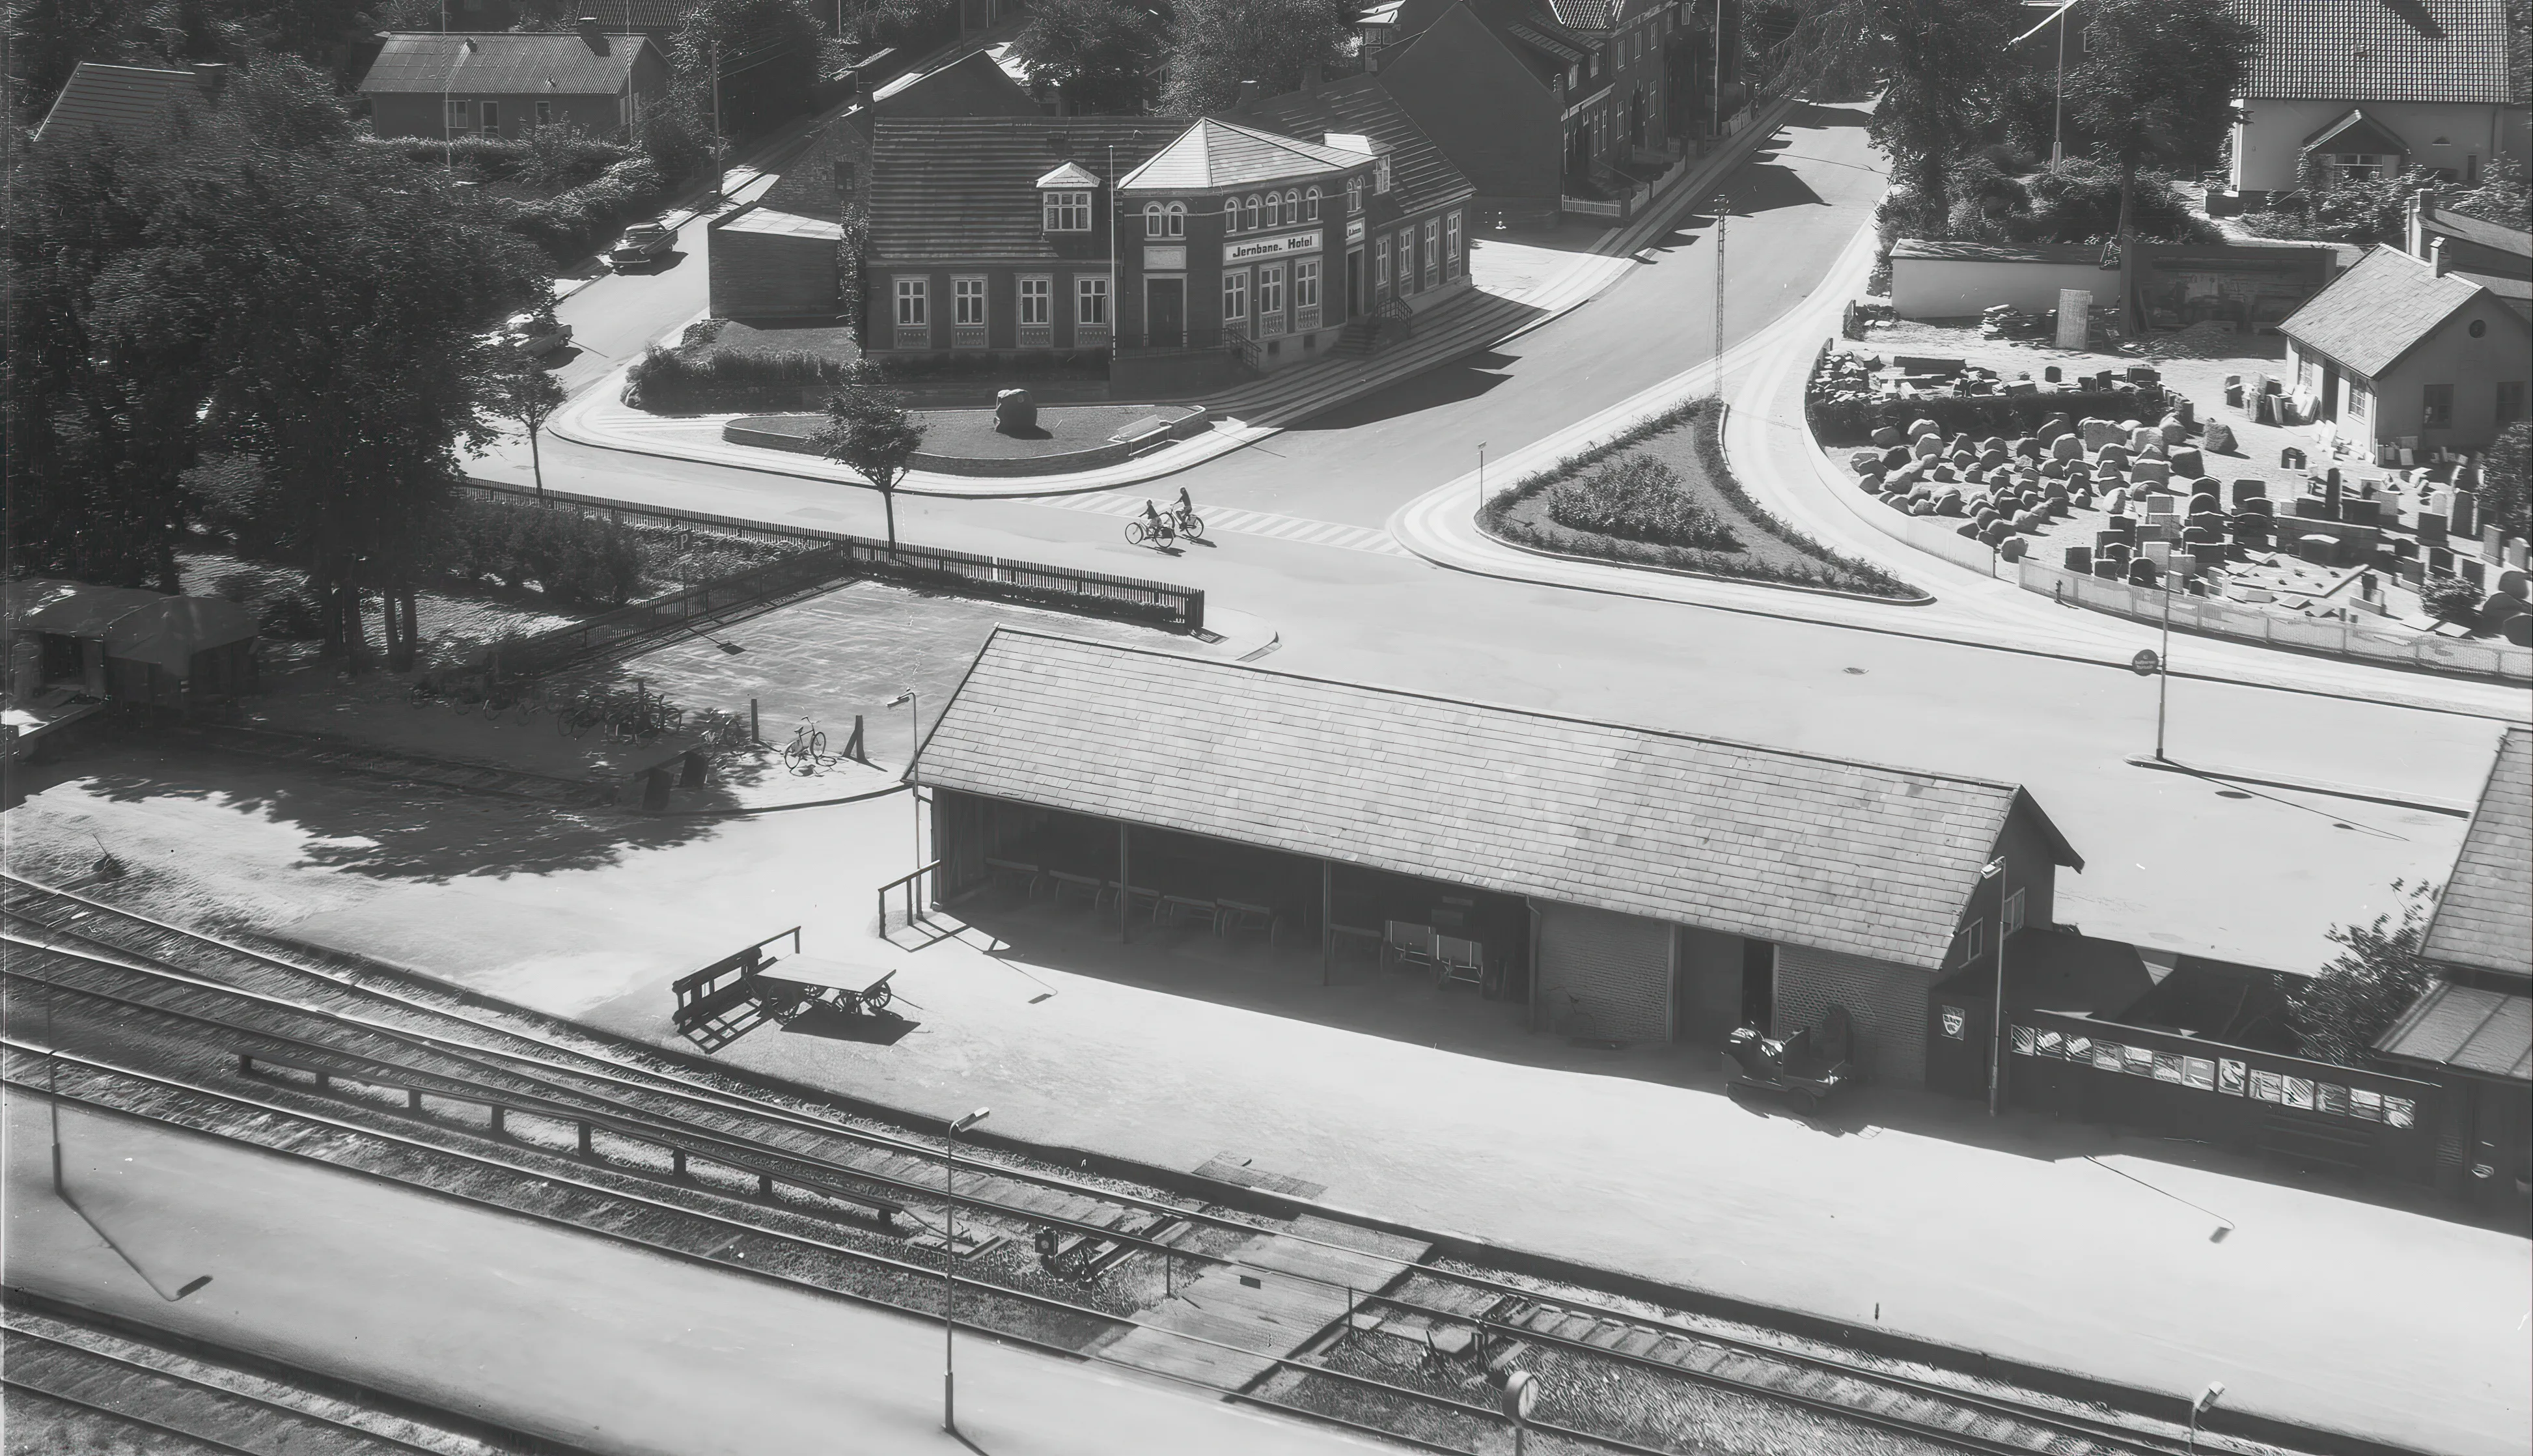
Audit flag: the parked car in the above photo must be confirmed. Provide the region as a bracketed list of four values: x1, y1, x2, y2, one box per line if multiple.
[609, 221, 674, 267]
[496, 312, 572, 357]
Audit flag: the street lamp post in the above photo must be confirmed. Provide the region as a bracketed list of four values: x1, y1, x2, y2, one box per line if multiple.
[2012, 3, 2081, 165]
[2155, 569, 2176, 761]
[1476, 442, 1488, 514]
[2187, 1381, 2226, 1454]
[1710, 193, 1728, 398]
[942, 1106, 991, 1433]
[887, 690, 922, 864]
[1980, 856, 2010, 1116]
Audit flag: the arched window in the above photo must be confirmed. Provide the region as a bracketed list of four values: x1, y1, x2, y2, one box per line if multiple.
[1223, 196, 1241, 232]
[1265, 192, 1282, 227]
[1284, 189, 1300, 220]
[1304, 185, 1321, 221]
[1244, 194, 1261, 230]
[1347, 176, 1363, 215]
[1164, 200, 1186, 238]
[1143, 202, 1167, 238]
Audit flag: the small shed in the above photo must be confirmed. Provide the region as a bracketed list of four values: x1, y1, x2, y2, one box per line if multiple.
[5, 577, 258, 709]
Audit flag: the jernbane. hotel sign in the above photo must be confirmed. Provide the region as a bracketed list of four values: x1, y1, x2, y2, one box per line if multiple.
[1224, 228, 1322, 263]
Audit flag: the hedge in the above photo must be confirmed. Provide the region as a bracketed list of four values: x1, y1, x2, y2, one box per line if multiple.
[624, 344, 861, 410]
[486, 155, 671, 258]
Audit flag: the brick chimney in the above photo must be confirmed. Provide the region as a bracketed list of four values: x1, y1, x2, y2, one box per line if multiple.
[2429, 235, 2449, 276]
[190, 61, 228, 94]
[1301, 61, 1323, 92]
[2405, 186, 2435, 259]
[577, 14, 603, 45]
[1236, 79, 1263, 112]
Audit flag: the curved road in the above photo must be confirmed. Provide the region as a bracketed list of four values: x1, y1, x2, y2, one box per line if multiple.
[498, 102, 2526, 973]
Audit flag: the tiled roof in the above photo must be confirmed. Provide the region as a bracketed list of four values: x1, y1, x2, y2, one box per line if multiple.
[33, 63, 205, 146]
[1543, 0, 1613, 31]
[909, 631, 2081, 970]
[2299, 107, 2409, 153]
[2375, 982, 2532, 1079]
[2235, 0, 2517, 103]
[1890, 238, 2113, 265]
[358, 32, 652, 97]
[1244, 76, 1476, 216]
[1118, 117, 1368, 191]
[2421, 728, 2532, 977]
[2277, 244, 2491, 376]
[865, 117, 1181, 262]
[1503, 21, 1586, 62]
[2422, 206, 2533, 262]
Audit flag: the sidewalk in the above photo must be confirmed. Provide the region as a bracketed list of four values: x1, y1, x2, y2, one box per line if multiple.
[543, 97, 1802, 500]
[8, 787, 2519, 1456]
[3, 1096, 1392, 1456]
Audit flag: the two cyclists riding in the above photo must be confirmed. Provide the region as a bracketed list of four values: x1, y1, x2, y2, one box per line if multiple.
[1126, 488, 1204, 549]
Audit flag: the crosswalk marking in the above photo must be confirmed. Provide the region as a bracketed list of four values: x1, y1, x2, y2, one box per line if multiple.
[1032, 492, 1408, 555]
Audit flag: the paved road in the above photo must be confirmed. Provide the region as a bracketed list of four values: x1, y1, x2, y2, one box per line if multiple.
[2, 1093, 1395, 1456]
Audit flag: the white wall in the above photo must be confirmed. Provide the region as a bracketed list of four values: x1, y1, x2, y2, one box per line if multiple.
[2230, 98, 2532, 195]
[1889, 257, 2117, 319]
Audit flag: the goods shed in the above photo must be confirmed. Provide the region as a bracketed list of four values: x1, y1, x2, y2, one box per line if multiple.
[907, 630, 2083, 1085]
[6, 577, 258, 709]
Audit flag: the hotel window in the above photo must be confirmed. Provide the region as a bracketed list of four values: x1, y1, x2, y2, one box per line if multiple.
[1265, 192, 1282, 227]
[1957, 920, 1983, 965]
[1305, 185, 1322, 221]
[1075, 275, 1109, 325]
[1423, 217, 1441, 285]
[1223, 196, 1241, 232]
[1294, 258, 1320, 310]
[1445, 209, 1463, 278]
[1284, 189, 1301, 221]
[2423, 381, 2454, 428]
[1017, 276, 1051, 325]
[446, 98, 471, 131]
[1222, 269, 1248, 323]
[2004, 887, 2026, 934]
[894, 277, 927, 326]
[1374, 156, 1392, 193]
[1376, 234, 1392, 288]
[1143, 200, 1184, 238]
[1044, 190, 1090, 230]
[1245, 193, 1262, 229]
[1397, 228, 1416, 292]
[953, 277, 987, 327]
[1258, 263, 1284, 316]
[1348, 176, 1364, 215]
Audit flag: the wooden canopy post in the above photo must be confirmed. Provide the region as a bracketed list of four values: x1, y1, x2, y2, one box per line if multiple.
[1118, 820, 1131, 944]
[1321, 860, 1334, 987]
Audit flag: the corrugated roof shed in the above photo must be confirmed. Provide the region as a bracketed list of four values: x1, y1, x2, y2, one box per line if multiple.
[2422, 207, 2533, 264]
[1245, 76, 1476, 217]
[5, 579, 173, 637]
[2421, 728, 2532, 978]
[866, 117, 1180, 263]
[2277, 244, 2499, 376]
[358, 32, 652, 97]
[910, 631, 2082, 970]
[1889, 238, 2113, 265]
[1119, 117, 1368, 191]
[2375, 982, 2532, 1079]
[2235, 0, 2517, 103]
[33, 62, 205, 146]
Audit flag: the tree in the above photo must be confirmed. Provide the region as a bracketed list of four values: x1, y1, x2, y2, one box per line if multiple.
[2288, 880, 2440, 1067]
[1012, 0, 1165, 115]
[490, 357, 570, 502]
[814, 362, 924, 553]
[1161, 0, 1348, 114]
[2007, 158, 2222, 245]
[2484, 421, 2531, 542]
[671, 0, 829, 139]
[2443, 154, 2531, 232]
[2060, 0, 2256, 245]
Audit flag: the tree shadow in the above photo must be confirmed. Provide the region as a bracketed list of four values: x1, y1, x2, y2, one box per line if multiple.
[1792, 100, 1876, 129]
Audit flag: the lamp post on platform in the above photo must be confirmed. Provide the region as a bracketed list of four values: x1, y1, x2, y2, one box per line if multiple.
[888, 689, 921, 864]
[1711, 194, 1728, 396]
[1980, 856, 2011, 1116]
[942, 1106, 991, 1434]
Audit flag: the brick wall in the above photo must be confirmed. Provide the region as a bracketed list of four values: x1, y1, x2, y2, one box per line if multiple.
[1536, 901, 1670, 1042]
[1672, 924, 1743, 1047]
[1775, 944, 1933, 1086]
[710, 228, 839, 322]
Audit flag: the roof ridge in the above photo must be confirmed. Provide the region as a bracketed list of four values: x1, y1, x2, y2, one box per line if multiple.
[975, 627, 2037, 797]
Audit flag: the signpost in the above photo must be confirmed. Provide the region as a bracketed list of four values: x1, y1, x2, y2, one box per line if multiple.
[1501, 1369, 1540, 1454]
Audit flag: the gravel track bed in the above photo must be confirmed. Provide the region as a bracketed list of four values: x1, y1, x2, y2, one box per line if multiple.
[0, 1384, 241, 1456]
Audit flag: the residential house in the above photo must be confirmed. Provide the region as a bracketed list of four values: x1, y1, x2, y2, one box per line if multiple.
[2278, 241, 2532, 454]
[2374, 727, 2530, 1206]
[2218, 0, 2529, 208]
[357, 23, 669, 141]
[910, 629, 2084, 1088]
[31, 61, 227, 147]
[1369, 0, 1693, 221]
[2403, 188, 2532, 320]
[857, 99, 1475, 392]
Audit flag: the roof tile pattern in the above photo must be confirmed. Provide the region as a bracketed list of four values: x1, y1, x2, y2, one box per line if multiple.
[911, 631, 2066, 969]
[2236, 0, 2517, 103]
[34, 63, 203, 145]
[2375, 982, 2532, 1078]
[359, 32, 652, 96]
[2422, 728, 2532, 976]
[2278, 244, 2493, 376]
[866, 117, 1181, 262]
[1120, 117, 1367, 191]
[1246, 75, 1476, 216]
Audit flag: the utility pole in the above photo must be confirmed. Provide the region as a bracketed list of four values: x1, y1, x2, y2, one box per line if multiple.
[1711, 193, 1727, 397]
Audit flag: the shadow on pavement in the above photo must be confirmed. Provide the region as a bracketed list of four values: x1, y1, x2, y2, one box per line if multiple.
[1284, 349, 1524, 432]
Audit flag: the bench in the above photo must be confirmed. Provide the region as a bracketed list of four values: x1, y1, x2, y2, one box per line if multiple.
[985, 857, 1045, 900]
[1327, 923, 1384, 960]
[1156, 894, 1219, 930]
[1217, 898, 1282, 945]
[1049, 870, 1105, 908]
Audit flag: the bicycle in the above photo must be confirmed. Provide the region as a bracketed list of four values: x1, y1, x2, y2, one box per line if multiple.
[1169, 502, 1206, 541]
[781, 719, 829, 776]
[555, 689, 604, 739]
[1124, 515, 1177, 549]
[406, 671, 450, 710]
[1554, 991, 1600, 1044]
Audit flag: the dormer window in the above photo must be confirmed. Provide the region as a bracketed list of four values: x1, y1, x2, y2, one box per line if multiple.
[1142, 200, 1185, 238]
[1044, 190, 1090, 230]
[1374, 156, 1392, 193]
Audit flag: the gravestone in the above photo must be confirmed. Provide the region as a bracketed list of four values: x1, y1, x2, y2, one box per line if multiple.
[2203, 420, 2237, 454]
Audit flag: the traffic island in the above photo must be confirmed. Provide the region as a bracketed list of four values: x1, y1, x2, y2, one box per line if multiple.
[1478, 398, 1923, 601]
[723, 404, 1213, 478]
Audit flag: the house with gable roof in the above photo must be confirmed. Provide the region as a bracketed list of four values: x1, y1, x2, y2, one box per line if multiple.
[2278, 241, 2531, 452]
[31, 61, 227, 148]
[2218, 0, 2529, 209]
[357, 23, 668, 141]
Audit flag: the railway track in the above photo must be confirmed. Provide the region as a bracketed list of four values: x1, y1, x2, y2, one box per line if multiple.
[1, 870, 2345, 1456]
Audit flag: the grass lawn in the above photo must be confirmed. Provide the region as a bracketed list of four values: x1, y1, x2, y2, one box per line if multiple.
[1484, 399, 1918, 599]
[706, 318, 863, 364]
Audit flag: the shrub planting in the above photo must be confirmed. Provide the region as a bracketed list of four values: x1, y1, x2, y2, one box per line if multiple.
[624, 343, 862, 408]
[1545, 455, 1743, 551]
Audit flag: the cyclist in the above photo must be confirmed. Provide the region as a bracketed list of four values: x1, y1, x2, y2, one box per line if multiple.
[1140, 499, 1175, 543]
[1172, 486, 1197, 530]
